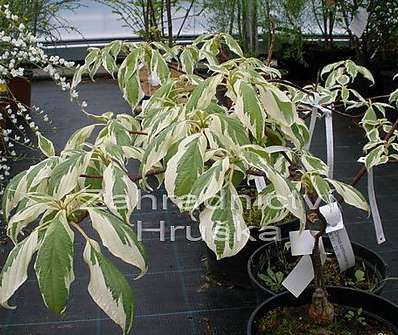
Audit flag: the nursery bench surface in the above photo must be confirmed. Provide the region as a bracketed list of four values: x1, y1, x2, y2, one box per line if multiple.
[0, 79, 397, 335]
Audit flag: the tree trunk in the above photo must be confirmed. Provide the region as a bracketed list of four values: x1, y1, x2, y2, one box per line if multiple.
[166, 0, 173, 46]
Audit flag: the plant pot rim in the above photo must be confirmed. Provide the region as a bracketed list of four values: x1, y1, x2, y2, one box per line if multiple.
[248, 237, 389, 297]
[247, 287, 398, 335]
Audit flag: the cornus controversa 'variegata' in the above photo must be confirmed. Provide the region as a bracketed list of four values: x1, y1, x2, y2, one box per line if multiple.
[1, 32, 375, 334]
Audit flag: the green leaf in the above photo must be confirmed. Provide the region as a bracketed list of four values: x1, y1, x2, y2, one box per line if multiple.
[37, 133, 55, 157]
[83, 241, 135, 335]
[88, 208, 147, 276]
[35, 211, 74, 314]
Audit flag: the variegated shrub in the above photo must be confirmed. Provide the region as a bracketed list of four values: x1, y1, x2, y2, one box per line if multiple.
[1, 34, 370, 334]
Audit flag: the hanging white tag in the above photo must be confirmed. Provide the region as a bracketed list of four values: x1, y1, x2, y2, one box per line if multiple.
[282, 255, 314, 298]
[319, 202, 344, 233]
[290, 230, 315, 256]
[305, 108, 318, 151]
[368, 167, 386, 244]
[254, 177, 266, 192]
[325, 111, 334, 179]
[349, 7, 369, 38]
[328, 227, 355, 272]
[148, 73, 161, 86]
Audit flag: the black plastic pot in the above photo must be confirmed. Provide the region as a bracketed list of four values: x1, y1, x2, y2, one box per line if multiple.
[247, 287, 398, 335]
[248, 237, 389, 302]
[206, 219, 300, 286]
[8, 69, 33, 108]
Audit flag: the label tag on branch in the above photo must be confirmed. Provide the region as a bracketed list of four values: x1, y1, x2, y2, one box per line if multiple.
[319, 202, 343, 233]
[305, 108, 318, 151]
[349, 7, 369, 38]
[254, 177, 266, 192]
[328, 228, 355, 272]
[368, 167, 386, 244]
[282, 255, 314, 298]
[289, 230, 315, 256]
[325, 111, 334, 179]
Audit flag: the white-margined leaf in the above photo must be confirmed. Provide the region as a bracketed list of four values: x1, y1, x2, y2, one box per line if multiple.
[185, 74, 223, 113]
[327, 179, 368, 212]
[0, 230, 39, 309]
[243, 149, 306, 225]
[34, 211, 74, 314]
[37, 133, 55, 157]
[257, 184, 290, 226]
[150, 49, 170, 85]
[64, 124, 97, 151]
[199, 183, 249, 259]
[189, 158, 230, 211]
[258, 85, 296, 127]
[234, 80, 265, 141]
[365, 145, 388, 170]
[301, 152, 329, 176]
[309, 174, 332, 203]
[103, 163, 138, 222]
[2, 171, 27, 224]
[83, 241, 135, 335]
[49, 151, 91, 200]
[221, 34, 243, 57]
[180, 46, 199, 75]
[165, 133, 207, 210]
[141, 122, 186, 176]
[88, 208, 147, 276]
[209, 113, 250, 146]
[7, 202, 53, 243]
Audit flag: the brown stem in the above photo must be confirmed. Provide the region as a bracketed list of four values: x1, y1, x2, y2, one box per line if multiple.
[307, 209, 335, 326]
[80, 168, 166, 183]
[129, 130, 148, 136]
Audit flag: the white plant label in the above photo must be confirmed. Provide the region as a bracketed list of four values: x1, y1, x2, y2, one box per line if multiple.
[325, 111, 334, 179]
[349, 7, 369, 38]
[368, 167, 386, 244]
[254, 176, 267, 192]
[319, 202, 344, 233]
[328, 227, 355, 272]
[289, 230, 315, 256]
[282, 255, 314, 298]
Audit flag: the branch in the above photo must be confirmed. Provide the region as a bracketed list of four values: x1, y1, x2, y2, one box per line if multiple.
[80, 168, 165, 183]
[268, 79, 315, 97]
